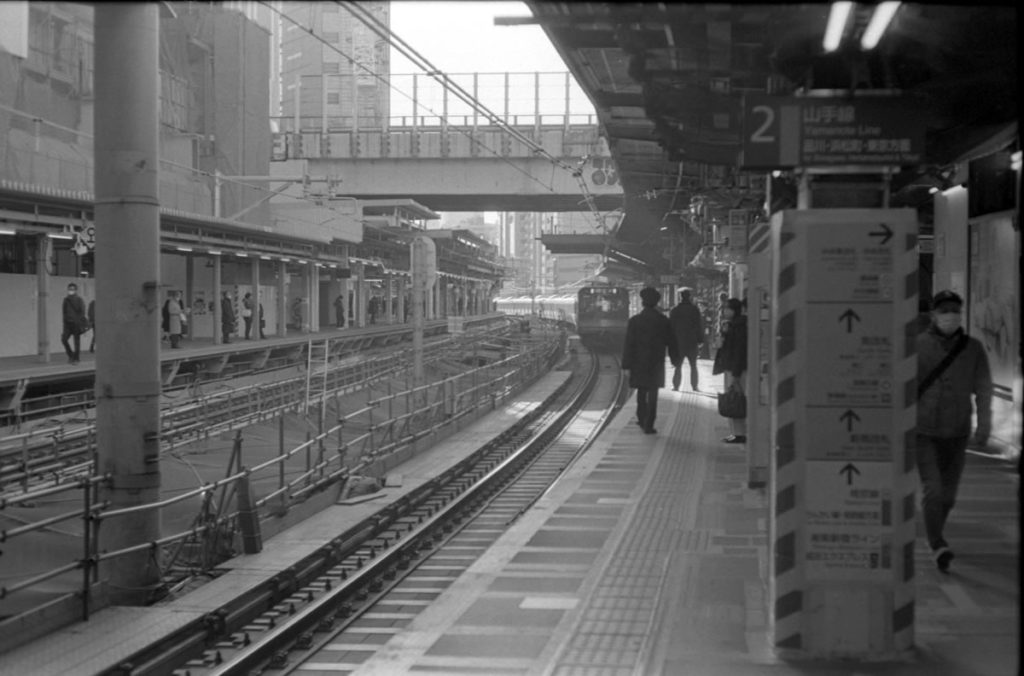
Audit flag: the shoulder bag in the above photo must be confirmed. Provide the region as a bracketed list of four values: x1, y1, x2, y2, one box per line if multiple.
[918, 333, 968, 396]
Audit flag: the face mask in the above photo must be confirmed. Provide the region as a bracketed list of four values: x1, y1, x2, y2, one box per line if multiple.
[934, 313, 961, 335]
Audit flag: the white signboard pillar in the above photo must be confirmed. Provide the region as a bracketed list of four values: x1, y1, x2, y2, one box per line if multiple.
[769, 209, 918, 659]
[746, 220, 772, 487]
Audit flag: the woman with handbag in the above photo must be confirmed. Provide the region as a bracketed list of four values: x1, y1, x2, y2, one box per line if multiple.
[712, 298, 748, 443]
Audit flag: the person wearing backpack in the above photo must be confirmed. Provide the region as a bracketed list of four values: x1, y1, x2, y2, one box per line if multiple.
[915, 290, 992, 573]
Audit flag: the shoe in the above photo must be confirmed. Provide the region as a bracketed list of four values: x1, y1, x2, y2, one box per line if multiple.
[934, 547, 954, 573]
[722, 435, 746, 444]
[672, 387, 679, 392]
[643, 427, 657, 435]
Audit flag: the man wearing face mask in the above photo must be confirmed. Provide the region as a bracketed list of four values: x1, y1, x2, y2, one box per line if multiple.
[915, 290, 992, 573]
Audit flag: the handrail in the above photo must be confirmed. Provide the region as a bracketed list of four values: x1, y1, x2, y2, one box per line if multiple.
[0, 331, 564, 613]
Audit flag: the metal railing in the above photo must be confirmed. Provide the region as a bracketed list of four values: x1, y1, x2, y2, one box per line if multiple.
[0, 325, 567, 623]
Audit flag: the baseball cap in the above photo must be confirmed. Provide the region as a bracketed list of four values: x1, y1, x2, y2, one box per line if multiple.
[931, 290, 963, 310]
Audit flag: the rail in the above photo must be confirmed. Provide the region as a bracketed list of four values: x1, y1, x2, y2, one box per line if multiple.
[0, 326, 567, 624]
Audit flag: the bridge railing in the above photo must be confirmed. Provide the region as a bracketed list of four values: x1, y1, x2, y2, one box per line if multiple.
[271, 113, 599, 134]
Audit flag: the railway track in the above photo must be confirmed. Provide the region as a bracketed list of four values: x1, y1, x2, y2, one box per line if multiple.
[112, 348, 626, 675]
[0, 329, 522, 499]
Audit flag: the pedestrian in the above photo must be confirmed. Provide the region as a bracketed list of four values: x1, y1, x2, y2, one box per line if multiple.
[712, 298, 747, 443]
[242, 292, 254, 339]
[334, 294, 345, 328]
[915, 290, 992, 573]
[220, 291, 235, 343]
[621, 286, 680, 435]
[258, 303, 267, 339]
[166, 291, 185, 348]
[87, 298, 96, 353]
[669, 287, 704, 392]
[60, 282, 88, 364]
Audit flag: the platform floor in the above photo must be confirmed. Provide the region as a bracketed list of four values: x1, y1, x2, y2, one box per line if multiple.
[0, 360, 1018, 675]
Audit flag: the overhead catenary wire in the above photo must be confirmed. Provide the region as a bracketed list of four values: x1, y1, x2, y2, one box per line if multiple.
[335, 0, 609, 231]
[258, 1, 565, 200]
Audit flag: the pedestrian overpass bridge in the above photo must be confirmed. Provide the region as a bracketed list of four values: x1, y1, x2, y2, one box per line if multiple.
[270, 116, 622, 212]
[268, 71, 623, 213]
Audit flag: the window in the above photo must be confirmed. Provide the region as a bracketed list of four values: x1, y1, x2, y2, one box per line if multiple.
[323, 61, 340, 75]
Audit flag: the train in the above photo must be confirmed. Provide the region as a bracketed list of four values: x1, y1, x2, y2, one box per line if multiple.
[576, 285, 630, 351]
[494, 285, 632, 352]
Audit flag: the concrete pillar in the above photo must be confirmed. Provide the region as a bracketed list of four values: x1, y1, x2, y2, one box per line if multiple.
[184, 253, 194, 339]
[93, 4, 162, 605]
[36, 235, 51, 362]
[397, 276, 406, 323]
[212, 255, 222, 345]
[250, 258, 261, 339]
[277, 260, 287, 337]
[385, 272, 393, 324]
[355, 263, 365, 327]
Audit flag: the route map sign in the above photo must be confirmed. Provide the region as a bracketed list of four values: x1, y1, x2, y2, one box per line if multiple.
[741, 96, 925, 169]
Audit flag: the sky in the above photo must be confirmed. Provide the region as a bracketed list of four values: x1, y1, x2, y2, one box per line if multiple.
[388, 1, 569, 73]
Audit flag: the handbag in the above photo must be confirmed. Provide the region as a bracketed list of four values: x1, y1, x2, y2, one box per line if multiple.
[717, 384, 747, 419]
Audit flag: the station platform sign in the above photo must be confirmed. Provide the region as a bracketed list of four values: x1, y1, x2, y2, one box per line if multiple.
[742, 96, 925, 169]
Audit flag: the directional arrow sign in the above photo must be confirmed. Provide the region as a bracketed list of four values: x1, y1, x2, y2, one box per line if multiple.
[838, 308, 861, 332]
[839, 462, 862, 485]
[839, 409, 862, 432]
[869, 222, 893, 245]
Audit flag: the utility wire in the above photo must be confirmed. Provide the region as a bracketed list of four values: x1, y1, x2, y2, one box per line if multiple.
[336, 0, 609, 231]
[259, 1, 563, 198]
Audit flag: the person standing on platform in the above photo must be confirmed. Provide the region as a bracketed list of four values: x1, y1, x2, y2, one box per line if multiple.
[60, 282, 88, 364]
[334, 294, 345, 328]
[87, 298, 96, 354]
[713, 298, 747, 443]
[258, 303, 267, 339]
[220, 291, 235, 343]
[166, 291, 185, 348]
[621, 286, 680, 435]
[242, 292, 254, 339]
[669, 287, 704, 392]
[916, 289, 992, 573]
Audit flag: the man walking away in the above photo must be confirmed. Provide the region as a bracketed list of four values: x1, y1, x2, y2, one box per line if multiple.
[220, 291, 235, 343]
[61, 283, 88, 364]
[669, 287, 704, 391]
[915, 290, 992, 573]
[87, 298, 96, 353]
[621, 286, 680, 434]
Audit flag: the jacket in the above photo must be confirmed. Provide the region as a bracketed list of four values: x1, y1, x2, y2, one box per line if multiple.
[621, 307, 680, 389]
[221, 297, 235, 325]
[62, 295, 88, 334]
[916, 326, 992, 438]
[669, 300, 703, 351]
[712, 314, 747, 377]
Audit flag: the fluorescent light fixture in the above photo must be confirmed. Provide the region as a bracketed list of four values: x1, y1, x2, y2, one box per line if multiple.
[234, 252, 248, 258]
[0, 229, 16, 236]
[208, 249, 222, 256]
[281, 257, 291, 263]
[260, 255, 272, 260]
[861, 2, 901, 50]
[48, 233, 74, 240]
[176, 246, 193, 252]
[823, 1, 853, 53]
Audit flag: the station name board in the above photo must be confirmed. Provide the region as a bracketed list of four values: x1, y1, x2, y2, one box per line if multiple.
[741, 96, 925, 169]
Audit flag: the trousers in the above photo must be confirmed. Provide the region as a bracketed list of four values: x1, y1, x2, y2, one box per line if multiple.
[915, 434, 968, 550]
[634, 387, 659, 431]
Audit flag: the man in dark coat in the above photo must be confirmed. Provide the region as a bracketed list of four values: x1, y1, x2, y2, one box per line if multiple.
[220, 291, 235, 343]
[669, 287, 704, 392]
[60, 282, 88, 364]
[621, 286, 680, 434]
